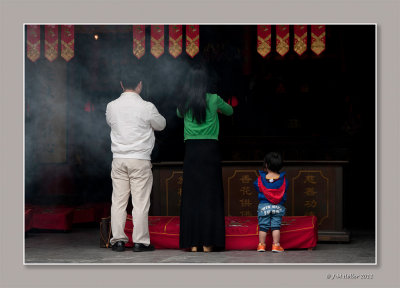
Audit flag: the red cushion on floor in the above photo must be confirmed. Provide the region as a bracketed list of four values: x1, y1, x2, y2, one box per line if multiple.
[25, 208, 34, 232]
[124, 216, 180, 248]
[225, 216, 318, 250]
[32, 206, 74, 231]
[124, 216, 317, 250]
[73, 206, 96, 224]
[225, 216, 259, 250]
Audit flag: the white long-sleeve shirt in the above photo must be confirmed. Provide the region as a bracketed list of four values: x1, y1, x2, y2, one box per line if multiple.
[106, 91, 166, 160]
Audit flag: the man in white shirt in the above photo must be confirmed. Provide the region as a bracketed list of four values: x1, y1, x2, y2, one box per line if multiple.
[106, 73, 166, 252]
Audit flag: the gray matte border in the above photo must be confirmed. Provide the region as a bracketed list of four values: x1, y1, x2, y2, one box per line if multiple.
[1, 0, 398, 287]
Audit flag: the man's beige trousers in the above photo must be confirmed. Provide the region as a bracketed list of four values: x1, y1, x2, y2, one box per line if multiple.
[110, 158, 153, 246]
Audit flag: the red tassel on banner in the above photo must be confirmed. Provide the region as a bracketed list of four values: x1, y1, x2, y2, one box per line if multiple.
[311, 25, 326, 55]
[27, 25, 40, 62]
[151, 25, 164, 58]
[294, 25, 307, 56]
[276, 25, 290, 56]
[169, 25, 182, 58]
[45, 25, 58, 62]
[257, 25, 271, 58]
[61, 25, 74, 62]
[186, 25, 199, 58]
[133, 25, 145, 59]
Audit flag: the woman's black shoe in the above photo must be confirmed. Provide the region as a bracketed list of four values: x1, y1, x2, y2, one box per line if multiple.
[111, 241, 125, 252]
[133, 243, 155, 252]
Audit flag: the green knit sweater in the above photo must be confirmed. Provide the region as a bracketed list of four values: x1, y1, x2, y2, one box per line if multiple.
[177, 93, 233, 140]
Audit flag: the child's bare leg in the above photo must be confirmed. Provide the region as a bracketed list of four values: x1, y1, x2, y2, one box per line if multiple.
[272, 229, 280, 245]
[259, 231, 267, 244]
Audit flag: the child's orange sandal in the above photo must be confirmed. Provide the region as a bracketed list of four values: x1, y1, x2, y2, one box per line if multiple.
[257, 243, 266, 252]
[272, 244, 284, 253]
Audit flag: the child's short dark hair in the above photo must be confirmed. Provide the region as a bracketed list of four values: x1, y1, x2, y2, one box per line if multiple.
[263, 152, 283, 173]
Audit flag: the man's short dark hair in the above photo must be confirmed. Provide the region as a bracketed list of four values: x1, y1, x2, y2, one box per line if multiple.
[120, 70, 141, 90]
[263, 152, 283, 173]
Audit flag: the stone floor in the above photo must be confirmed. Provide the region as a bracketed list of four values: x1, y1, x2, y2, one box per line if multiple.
[24, 227, 375, 264]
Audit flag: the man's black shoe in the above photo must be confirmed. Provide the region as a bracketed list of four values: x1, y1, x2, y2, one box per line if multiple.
[133, 243, 155, 252]
[111, 241, 125, 252]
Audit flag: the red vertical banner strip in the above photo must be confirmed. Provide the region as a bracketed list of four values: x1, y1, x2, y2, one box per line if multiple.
[27, 25, 40, 62]
[276, 25, 290, 56]
[169, 25, 182, 58]
[133, 25, 145, 59]
[151, 25, 164, 58]
[311, 25, 326, 55]
[45, 25, 58, 62]
[186, 25, 199, 58]
[294, 25, 307, 56]
[257, 25, 271, 58]
[61, 25, 74, 62]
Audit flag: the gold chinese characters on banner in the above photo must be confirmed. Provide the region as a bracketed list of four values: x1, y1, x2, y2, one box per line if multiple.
[169, 25, 183, 58]
[294, 25, 307, 56]
[133, 25, 145, 59]
[276, 25, 290, 56]
[45, 25, 58, 62]
[186, 25, 199, 58]
[311, 25, 326, 55]
[27, 25, 40, 62]
[151, 25, 164, 58]
[257, 25, 271, 57]
[61, 25, 74, 62]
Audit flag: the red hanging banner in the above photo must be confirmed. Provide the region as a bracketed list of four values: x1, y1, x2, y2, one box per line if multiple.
[257, 25, 271, 58]
[169, 25, 182, 58]
[151, 25, 164, 58]
[186, 25, 199, 58]
[27, 25, 40, 62]
[61, 25, 74, 62]
[311, 25, 326, 55]
[276, 25, 290, 56]
[45, 25, 58, 62]
[133, 25, 145, 59]
[294, 25, 307, 56]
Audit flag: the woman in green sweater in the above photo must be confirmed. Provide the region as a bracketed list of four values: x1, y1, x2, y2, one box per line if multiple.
[177, 66, 233, 252]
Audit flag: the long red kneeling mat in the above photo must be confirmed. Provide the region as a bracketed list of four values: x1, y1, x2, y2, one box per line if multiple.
[124, 216, 317, 250]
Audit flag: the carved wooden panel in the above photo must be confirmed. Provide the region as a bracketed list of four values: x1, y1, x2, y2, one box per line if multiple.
[153, 162, 344, 232]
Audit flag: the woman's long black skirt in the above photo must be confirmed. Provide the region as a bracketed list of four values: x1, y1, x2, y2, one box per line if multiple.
[179, 139, 226, 249]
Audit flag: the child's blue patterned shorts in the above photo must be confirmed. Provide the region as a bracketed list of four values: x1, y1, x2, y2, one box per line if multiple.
[257, 203, 286, 232]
